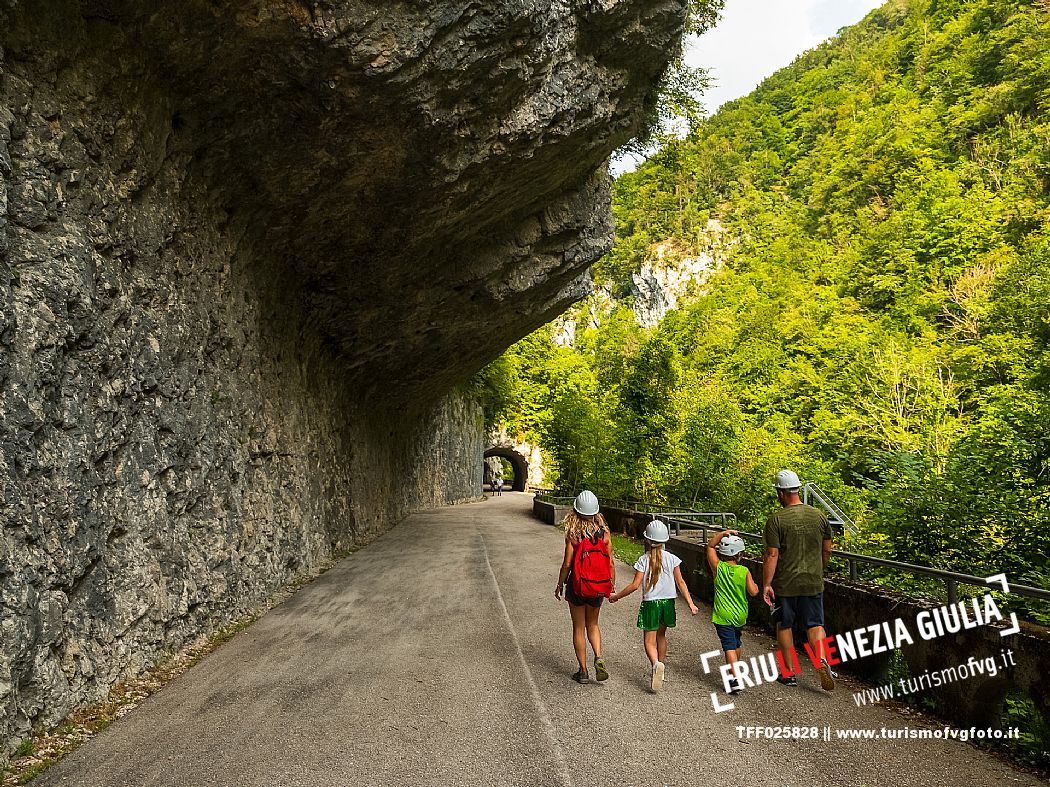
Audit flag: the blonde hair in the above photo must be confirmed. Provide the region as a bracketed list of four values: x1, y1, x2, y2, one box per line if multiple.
[644, 541, 665, 593]
[563, 511, 608, 543]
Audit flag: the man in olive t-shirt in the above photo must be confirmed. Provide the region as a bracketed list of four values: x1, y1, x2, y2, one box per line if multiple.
[762, 469, 836, 691]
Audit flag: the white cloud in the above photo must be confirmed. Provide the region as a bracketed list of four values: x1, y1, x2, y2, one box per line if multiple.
[612, 0, 884, 174]
[685, 0, 884, 114]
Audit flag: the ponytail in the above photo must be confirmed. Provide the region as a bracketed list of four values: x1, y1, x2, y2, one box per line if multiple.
[644, 542, 664, 593]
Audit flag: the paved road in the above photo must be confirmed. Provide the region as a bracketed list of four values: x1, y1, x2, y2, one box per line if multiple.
[39, 494, 1042, 787]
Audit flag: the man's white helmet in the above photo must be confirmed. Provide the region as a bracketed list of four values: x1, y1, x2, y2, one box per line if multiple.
[573, 490, 600, 516]
[716, 534, 745, 557]
[773, 469, 801, 491]
[643, 519, 670, 543]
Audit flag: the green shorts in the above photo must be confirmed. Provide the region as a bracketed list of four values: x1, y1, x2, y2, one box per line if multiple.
[637, 598, 677, 631]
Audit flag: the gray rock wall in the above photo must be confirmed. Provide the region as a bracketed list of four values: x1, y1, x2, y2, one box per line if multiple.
[0, 135, 485, 746]
[0, 0, 688, 753]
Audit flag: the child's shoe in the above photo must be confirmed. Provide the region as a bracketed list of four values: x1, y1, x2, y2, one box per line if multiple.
[651, 661, 665, 692]
[572, 669, 590, 684]
[817, 659, 837, 691]
[593, 657, 609, 682]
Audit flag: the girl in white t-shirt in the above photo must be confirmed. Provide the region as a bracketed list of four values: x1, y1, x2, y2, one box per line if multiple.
[610, 519, 698, 692]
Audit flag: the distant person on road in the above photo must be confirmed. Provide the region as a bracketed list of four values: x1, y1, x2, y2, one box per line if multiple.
[706, 529, 759, 694]
[555, 490, 615, 684]
[610, 519, 698, 693]
[492, 466, 503, 496]
[762, 469, 836, 691]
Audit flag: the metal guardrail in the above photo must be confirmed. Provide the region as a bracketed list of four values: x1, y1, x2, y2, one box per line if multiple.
[537, 494, 736, 529]
[535, 494, 1050, 607]
[667, 521, 1050, 606]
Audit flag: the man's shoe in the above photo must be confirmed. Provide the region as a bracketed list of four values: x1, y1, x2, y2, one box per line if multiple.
[594, 657, 609, 682]
[651, 661, 665, 692]
[776, 674, 798, 686]
[818, 660, 837, 691]
[572, 669, 590, 684]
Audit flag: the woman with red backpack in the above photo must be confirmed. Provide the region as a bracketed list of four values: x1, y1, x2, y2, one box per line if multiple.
[554, 490, 616, 684]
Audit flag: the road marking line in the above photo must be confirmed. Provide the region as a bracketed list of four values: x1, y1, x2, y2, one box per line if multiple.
[480, 533, 574, 787]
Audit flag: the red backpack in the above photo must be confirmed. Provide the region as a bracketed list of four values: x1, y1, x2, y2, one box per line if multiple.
[571, 532, 613, 599]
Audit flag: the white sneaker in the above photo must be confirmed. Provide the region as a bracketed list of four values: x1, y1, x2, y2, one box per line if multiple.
[651, 661, 665, 692]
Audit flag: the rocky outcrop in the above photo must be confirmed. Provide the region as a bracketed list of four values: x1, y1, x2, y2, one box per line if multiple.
[553, 219, 729, 343]
[630, 223, 727, 327]
[0, 0, 689, 753]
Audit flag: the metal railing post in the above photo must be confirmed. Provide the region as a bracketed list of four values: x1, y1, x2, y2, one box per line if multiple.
[946, 579, 958, 605]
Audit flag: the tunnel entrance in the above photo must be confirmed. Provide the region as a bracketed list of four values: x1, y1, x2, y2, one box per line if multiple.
[484, 447, 528, 492]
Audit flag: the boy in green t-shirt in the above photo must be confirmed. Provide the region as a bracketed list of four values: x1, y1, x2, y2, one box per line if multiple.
[706, 529, 759, 694]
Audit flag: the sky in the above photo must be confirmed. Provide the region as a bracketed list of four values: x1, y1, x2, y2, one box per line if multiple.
[686, 0, 886, 114]
[613, 0, 885, 173]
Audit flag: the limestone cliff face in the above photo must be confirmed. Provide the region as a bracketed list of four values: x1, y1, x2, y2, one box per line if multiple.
[0, 0, 688, 750]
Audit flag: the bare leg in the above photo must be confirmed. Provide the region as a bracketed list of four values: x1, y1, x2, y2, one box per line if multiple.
[569, 603, 588, 672]
[643, 630, 659, 665]
[776, 626, 798, 675]
[807, 625, 828, 663]
[656, 624, 668, 664]
[584, 604, 602, 659]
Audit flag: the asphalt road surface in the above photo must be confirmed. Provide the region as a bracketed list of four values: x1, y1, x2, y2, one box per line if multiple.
[37, 493, 1043, 787]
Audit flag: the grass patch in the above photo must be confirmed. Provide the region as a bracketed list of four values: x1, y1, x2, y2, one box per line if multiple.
[1004, 694, 1050, 771]
[610, 533, 644, 566]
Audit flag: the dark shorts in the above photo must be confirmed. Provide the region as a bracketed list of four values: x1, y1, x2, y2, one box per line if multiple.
[773, 593, 824, 630]
[565, 578, 603, 608]
[714, 623, 743, 652]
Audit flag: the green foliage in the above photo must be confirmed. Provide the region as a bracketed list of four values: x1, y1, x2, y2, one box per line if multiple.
[621, 1, 726, 157]
[1004, 693, 1050, 769]
[478, 4, 1050, 766]
[466, 354, 520, 431]
[494, 0, 1050, 589]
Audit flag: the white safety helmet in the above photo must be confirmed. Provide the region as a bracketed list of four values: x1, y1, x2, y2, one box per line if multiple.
[716, 534, 745, 557]
[773, 469, 801, 491]
[573, 490, 600, 517]
[643, 519, 670, 543]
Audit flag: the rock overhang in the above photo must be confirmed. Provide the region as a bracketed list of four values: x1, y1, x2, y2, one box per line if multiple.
[4, 0, 688, 407]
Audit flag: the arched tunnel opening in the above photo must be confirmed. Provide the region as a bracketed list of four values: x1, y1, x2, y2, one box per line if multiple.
[484, 447, 529, 492]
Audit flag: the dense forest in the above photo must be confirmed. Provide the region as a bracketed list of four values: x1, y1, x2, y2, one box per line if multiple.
[479, 0, 1049, 614]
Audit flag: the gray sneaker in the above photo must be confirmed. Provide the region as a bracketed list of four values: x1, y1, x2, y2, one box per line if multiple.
[572, 669, 590, 685]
